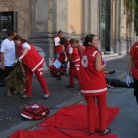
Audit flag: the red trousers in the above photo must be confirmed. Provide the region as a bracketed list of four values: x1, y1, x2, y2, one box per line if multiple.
[69, 60, 80, 86]
[24, 64, 50, 96]
[85, 94, 107, 133]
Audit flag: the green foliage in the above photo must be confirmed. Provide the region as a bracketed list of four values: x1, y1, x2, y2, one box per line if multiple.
[124, 0, 134, 23]
[134, 0, 138, 35]
[124, 0, 138, 35]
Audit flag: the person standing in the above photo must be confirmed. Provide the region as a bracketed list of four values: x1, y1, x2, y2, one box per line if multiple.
[66, 38, 81, 88]
[13, 35, 50, 99]
[126, 41, 138, 104]
[80, 34, 111, 136]
[53, 30, 63, 58]
[0, 30, 17, 96]
[59, 37, 70, 56]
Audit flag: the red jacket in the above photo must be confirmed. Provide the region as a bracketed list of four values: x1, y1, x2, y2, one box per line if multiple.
[80, 47, 107, 96]
[68, 46, 80, 62]
[17, 43, 44, 73]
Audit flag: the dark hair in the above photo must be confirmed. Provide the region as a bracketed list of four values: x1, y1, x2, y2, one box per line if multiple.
[7, 30, 17, 37]
[83, 34, 96, 46]
[70, 38, 79, 44]
[59, 37, 67, 45]
[58, 30, 63, 34]
[13, 35, 28, 43]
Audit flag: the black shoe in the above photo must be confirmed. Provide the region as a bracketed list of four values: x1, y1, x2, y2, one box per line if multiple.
[100, 128, 111, 136]
[66, 85, 74, 88]
[109, 70, 115, 74]
[86, 130, 94, 136]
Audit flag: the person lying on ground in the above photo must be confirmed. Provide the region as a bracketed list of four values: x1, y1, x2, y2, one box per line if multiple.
[106, 77, 134, 88]
[104, 70, 115, 74]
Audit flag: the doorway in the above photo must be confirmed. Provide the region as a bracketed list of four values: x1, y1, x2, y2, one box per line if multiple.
[100, 0, 111, 52]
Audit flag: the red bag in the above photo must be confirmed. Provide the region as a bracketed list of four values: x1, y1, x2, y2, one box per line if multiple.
[21, 104, 50, 120]
[49, 63, 68, 80]
[131, 69, 138, 80]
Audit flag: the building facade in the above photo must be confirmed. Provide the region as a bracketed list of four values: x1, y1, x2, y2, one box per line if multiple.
[0, 0, 135, 65]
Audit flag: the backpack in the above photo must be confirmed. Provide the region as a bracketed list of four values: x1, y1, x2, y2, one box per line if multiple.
[49, 61, 68, 81]
[21, 104, 50, 120]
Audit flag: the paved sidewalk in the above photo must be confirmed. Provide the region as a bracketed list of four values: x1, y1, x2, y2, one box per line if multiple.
[0, 67, 83, 138]
[0, 55, 137, 138]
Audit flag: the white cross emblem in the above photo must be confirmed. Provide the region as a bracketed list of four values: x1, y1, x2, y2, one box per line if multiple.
[81, 55, 88, 67]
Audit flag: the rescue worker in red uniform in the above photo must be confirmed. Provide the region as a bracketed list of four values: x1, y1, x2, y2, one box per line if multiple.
[126, 41, 138, 105]
[80, 34, 111, 136]
[53, 30, 63, 58]
[51, 36, 70, 71]
[59, 37, 70, 69]
[13, 35, 50, 99]
[59, 37, 70, 57]
[66, 38, 80, 88]
[51, 37, 71, 71]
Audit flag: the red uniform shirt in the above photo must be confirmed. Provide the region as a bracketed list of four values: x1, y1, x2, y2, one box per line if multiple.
[129, 42, 138, 69]
[68, 46, 80, 62]
[129, 42, 138, 58]
[17, 43, 44, 73]
[80, 47, 107, 96]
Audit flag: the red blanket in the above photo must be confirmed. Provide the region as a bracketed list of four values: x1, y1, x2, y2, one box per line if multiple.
[40, 104, 120, 131]
[10, 104, 120, 138]
[10, 128, 117, 138]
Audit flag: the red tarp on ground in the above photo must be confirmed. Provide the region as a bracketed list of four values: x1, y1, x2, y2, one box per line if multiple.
[10, 104, 120, 138]
[40, 104, 120, 131]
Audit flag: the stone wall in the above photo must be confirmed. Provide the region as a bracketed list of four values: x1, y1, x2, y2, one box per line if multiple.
[68, 0, 82, 34]
[0, 0, 31, 39]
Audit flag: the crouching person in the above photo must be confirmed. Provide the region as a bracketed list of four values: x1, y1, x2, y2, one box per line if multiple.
[13, 35, 50, 99]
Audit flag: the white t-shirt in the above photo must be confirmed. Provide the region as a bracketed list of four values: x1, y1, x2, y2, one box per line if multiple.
[0, 38, 16, 66]
[68, 46, 73, 54]
[22, 42, 31, 50]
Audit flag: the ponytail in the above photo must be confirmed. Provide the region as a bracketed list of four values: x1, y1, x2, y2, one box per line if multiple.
[83, 34, 96, 46]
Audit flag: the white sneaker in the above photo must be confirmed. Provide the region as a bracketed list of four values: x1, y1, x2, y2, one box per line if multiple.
[22, 95, 31, 98]
[43, 94, 50, 99]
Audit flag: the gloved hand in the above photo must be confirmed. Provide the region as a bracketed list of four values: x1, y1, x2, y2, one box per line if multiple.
[102, 59, 106, 65]
[14, 59, 18, 63]
[126, 74, 130, 86]
[19, 55, 23, 61]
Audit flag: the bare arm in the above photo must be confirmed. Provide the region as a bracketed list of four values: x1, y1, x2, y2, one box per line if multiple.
[95, 53, 106, 72]
[66, 54, 72, 64]
[104, 70, 109, 74]
[0, 52, 5, 70]
[67, 54, 72, 61]
[127, 56, 134, 74]
[20, 47, 29, 59]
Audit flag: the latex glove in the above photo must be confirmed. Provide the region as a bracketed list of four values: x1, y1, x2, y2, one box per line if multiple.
[19, 55, 23, 61]
[102, 59, 106, 65]
[14, 59, 18, 63]
[126, 74, 130, 86]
